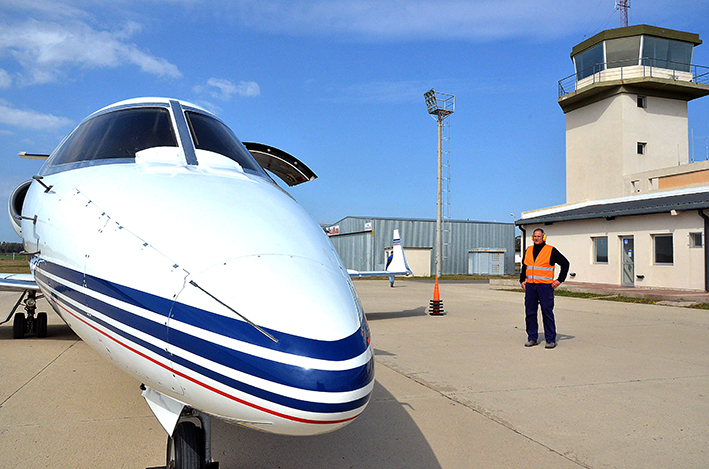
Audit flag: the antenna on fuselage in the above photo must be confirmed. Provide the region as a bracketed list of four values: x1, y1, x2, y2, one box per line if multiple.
[189, 280, 278, 343]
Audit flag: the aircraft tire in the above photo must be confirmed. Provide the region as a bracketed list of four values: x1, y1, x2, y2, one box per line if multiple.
[36, 312, 48, 338]
[12, 313, 25, 339]
[167, 421, 205, 469]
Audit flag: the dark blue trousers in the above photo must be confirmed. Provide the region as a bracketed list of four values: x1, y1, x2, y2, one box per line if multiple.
[525, 283, 556, 343]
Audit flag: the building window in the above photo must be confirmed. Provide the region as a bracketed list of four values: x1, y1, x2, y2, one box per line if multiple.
[631, 180, 640, 193]
[637, 142, 647, 155]
[593, 237, 608, 263]
[654, 234, 674, 265]
[690, 232, 703, 248]
[637, 95, 646, 108]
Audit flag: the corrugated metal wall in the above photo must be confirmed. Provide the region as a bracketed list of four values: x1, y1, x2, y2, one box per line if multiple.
[327, 216, 515, 275]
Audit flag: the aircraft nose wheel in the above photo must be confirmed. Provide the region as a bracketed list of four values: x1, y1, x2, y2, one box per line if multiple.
[12, 312, 26, 339]
[166, 411, 219, 469]
[167, 421, 204, 469]
[9, 290, 47, 339]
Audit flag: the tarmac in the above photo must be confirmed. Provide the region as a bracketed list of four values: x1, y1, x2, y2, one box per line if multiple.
[1, 279, 708, 468]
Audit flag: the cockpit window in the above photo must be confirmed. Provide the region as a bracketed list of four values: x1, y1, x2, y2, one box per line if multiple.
[48, 108, 177, 167]
[184, 111, 267, 177]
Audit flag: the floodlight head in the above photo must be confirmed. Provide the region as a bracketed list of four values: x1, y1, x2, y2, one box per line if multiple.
[424, 89, 438, 114]
[424, 89, 455, 118]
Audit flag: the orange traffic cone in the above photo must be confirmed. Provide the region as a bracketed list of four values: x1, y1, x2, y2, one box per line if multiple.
[429, 276, 445, 315]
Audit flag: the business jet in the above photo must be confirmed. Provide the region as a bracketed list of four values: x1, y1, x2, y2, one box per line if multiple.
[0, 97, 411, 468]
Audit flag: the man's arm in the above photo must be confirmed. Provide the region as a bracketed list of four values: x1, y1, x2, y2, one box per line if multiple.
[551, 248, 570, 283]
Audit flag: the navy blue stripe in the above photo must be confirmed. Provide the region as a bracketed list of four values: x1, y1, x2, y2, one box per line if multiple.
[39, 265, 372, 392]
[39, 278, 371, 414]
[39, 260, 174, 319]
[34, 268, 169, 343]
[35, 276, 172, 363]
[170, 351, 373, 414]
[39, 259, 368, 361]
[168, 327, 374, 393]
[35, 262, 374, 412]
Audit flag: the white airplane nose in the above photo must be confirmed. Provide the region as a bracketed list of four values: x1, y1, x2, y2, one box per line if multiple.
[165, 254, 374, 432]
[177, 254, 362, 342]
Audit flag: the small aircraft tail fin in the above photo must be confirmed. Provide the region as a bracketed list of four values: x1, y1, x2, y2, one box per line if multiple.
[347, 229, 413, 278]
[386, 229, 411, 274]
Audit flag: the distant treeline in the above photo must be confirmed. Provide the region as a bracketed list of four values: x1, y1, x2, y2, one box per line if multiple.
[0, 242, 23, 253]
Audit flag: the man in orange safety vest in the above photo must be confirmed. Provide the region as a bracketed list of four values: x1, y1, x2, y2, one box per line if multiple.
[520, 228, 569, 349]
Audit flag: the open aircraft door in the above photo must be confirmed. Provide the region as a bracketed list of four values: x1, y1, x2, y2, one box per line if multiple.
[243, 142, 317, 186]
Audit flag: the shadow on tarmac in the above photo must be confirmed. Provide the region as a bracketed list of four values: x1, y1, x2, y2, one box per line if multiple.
[0, 323, 78, 341]
[366, 306, 428, 320]
[206, 381, 442, 469]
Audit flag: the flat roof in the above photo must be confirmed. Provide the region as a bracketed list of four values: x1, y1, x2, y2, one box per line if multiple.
[516, 188, 709, 226]
[571, 24, 702, 57]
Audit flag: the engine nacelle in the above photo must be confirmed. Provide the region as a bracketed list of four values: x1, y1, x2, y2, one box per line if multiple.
[8, 180, 32, 238]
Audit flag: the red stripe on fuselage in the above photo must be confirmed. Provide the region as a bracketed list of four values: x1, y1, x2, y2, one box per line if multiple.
[44, 289, 363, 426]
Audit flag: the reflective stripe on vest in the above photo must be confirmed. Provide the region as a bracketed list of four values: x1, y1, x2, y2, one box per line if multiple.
[524, 244, 555, 284]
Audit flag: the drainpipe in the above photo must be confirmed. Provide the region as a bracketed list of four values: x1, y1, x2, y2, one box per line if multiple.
[698, 210, 709, 292]
[519, 225, 527, 264]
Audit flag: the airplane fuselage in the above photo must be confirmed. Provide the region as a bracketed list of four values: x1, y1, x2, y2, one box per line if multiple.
[14, 98, 374, 436]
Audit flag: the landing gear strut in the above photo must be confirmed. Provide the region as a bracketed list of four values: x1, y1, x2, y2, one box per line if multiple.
[166, 408, 219, 469]
[4, 290, 46, 339]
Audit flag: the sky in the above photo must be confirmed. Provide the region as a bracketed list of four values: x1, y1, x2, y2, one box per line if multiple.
[2, 0, 709, 242]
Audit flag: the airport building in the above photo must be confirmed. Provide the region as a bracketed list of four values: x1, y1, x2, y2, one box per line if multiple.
[517, 24, 709, 291]
[326, 216, 515, 276]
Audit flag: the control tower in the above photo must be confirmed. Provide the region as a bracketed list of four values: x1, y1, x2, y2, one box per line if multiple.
[558, 25, 709, 204]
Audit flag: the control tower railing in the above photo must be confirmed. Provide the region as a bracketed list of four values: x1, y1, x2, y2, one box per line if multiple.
[558, 58, 709, 97]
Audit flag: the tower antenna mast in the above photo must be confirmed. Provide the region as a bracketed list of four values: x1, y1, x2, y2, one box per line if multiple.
[617, 0, 630, 27]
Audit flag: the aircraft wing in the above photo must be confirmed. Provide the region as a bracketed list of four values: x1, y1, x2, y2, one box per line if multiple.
[347, 269, 411, 278]
[0, 273, 39, 292]
[347, 229, 413, 278]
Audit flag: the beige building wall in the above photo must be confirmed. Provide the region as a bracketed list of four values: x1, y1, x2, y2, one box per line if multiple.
[525, 212, 705, 290]
[566, 93, 689, 203]
[659, 169, 709, 189]
[566, 97, 624, 203]
[403, 248, 431, 277]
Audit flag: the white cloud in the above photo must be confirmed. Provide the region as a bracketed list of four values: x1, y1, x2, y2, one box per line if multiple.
[0, 101, 73, 130]
[0, 18, 181, 85]
[201, 0, 702, 42]
[194, 78, 261, 100]
[0, 69, 11, 88]
[335, 79, 433, 104]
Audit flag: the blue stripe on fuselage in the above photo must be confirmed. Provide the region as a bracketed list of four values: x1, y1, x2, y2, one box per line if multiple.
[38, 260, 368, 361]
[167, 326, 374, 393]
[33, 260, 373, 409]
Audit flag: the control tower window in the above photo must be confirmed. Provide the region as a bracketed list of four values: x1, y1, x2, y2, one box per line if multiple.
[606, 36, 641, 69]
[574, 43, 604, 80]
[642, 37, 692, 71]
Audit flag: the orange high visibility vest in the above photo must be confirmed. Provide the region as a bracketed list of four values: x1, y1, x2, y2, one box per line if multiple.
[524, 244, 555, 284]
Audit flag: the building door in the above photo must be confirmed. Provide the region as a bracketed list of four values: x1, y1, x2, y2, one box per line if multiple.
[621, 236, 634, 286]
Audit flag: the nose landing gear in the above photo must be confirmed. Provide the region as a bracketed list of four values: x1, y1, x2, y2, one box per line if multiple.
[166, 408, 219, 469]
[5, 289, 47, 339]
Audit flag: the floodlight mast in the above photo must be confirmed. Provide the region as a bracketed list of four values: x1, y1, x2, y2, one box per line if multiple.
[423, 89, 455, 279]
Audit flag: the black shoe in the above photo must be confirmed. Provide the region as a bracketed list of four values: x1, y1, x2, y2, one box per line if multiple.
[545, 342, 557, 349]
[524, 340, 539, 347]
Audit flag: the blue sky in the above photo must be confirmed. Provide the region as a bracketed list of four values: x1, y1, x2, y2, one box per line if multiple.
[2, 0, 709, 242]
